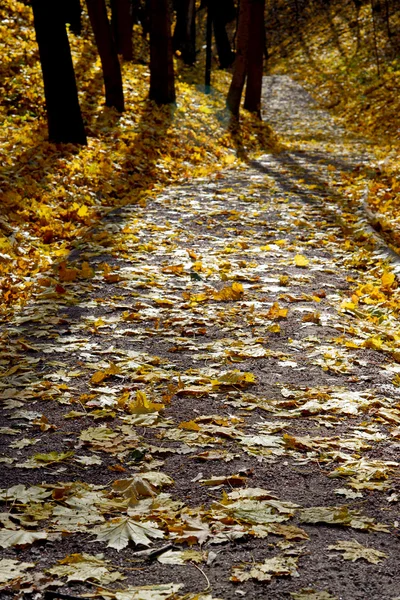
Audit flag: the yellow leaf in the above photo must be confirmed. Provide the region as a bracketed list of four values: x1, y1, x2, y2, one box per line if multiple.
[381, 271, 395, 288]
[117, 390, 131, 409]
[77, 205, 89, 218]
[363, 336, 383, 351]
[267, 301, 288, 320]
[58, 262, 79, 282]
[154, 298, 174, 306]
[294, 254, 309, 267]
[128, 390, 164, 414]
[90, 363, 121, 385]
[178, 420, 201, 431]
[213, 282, 244, 301]
[80, 261, 94, 279]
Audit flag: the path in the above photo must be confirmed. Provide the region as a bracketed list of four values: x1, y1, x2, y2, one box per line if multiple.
[1, 77, 399, 600]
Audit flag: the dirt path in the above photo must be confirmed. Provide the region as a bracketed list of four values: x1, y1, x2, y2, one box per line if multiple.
[1, 76, 400, 600]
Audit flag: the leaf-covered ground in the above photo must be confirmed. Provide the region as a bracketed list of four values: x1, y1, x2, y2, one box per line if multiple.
[1, 75, 400, 600]
[0, 1, 276, 319]
[266, 0, 400, 258]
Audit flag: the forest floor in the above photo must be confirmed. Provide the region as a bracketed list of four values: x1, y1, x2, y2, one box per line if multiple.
[1, 76, 400, 600]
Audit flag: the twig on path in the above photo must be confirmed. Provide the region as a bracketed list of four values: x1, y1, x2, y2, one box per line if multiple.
[190, 562, 211, 593]
[128, 542, 175, 561]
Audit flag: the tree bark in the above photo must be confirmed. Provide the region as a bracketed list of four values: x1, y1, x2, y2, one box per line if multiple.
[85, 0, 125, 111]
[226, 0, 251, 116]
[244, 0, 265, 116]
[149, 0, 176, 104]
[173, 0, 196, 65]
[110, 0, 133, 60]
[31, 0, 87, 144]
[205, 2, 213, 92]
[213, 0, 235, 68]
[63, 0, 82, 35]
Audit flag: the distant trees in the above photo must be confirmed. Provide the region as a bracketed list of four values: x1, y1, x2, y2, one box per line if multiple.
[32, 0, 267, 144]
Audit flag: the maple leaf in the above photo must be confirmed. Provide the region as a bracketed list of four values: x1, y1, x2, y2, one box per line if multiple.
[90, 362, 121, 385]
[328, 539, 387, 563]
[231, 555, 299, 582]
[169, 515, 211, 546]
[212, 282, 244, 301]
[48, 553, 124, 583]
[115, 583, 184, 600]
[92, 517, 164, 550]
[128, 390, 164, 414]
[267, 301, 288, 320]
[0, 528, 47, 548]
[0, 558, 34, 584]
[294, 254, 309, 267]
[112, 476, 157, 504]
[0, 484, 52, 503]
[33, 450, 74, 464]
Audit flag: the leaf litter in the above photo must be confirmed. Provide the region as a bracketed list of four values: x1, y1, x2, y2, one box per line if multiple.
[1, 66, 400, 600]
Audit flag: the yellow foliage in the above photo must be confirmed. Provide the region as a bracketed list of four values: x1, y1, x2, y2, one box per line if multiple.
[294, 254, 309, 267]
[128, 390, 164, 414]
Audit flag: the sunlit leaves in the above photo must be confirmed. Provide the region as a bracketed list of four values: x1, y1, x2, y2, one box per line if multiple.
[127, 390, 164, 414]
[294, 254, 309, 267]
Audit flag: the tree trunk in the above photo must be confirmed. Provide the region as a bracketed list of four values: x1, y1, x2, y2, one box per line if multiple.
[244, 0, 265, 116]
[63, 0, 82, 35]
[213, 0, 235, 68]
[110, 0, 133, 60]
[149, 0, 176, 104]
[205, 2, 213, 92]
[85, 0, 125, 111]
[31, 0, 87, 144]
[226, 0, 251, 116]
[173, 0, 196, 65]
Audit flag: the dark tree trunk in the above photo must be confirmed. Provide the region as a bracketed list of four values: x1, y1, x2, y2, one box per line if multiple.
[173, 0, 196, 65]
[85, 0, 125, 111]
[31, 0, 87, 144]
[244, 0, 265, 116]
[226, 0, 251, 116]
[205, 2, 213, 92]
[110, 0, 133, 60]
[149, 0, 176, 104]
[213, 0, 235, 67]
[63, 0, 82, 35]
